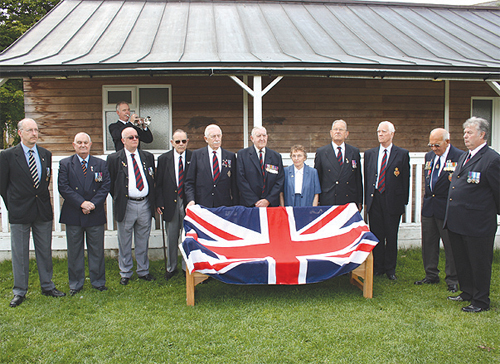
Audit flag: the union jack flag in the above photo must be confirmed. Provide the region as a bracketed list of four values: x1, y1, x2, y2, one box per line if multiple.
[180, 203, 378, 285]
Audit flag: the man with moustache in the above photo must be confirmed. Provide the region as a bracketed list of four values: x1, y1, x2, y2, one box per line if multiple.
[185, 124, 238, 209]
[58, 132, 111, 295]
[314, 119, 363, 210]
[444, 117, 500, 313]
[156, 129, 192, 279]
[237, 126, 284, 207]
[108, 101, 153, 151]
[107, 127, 156, 285]
[1, 118, 65, 307]
[415, 128, 463, 293]
[364, 121, 410, 281]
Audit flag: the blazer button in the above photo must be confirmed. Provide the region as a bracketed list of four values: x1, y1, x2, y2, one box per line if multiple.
[449, 198, 452, 201]
[432, 194, 435, 197]
[371, 194, 373, 197]
[174, 199, 177, 203]
[76, 187, 79, 190]
[346, 182, 349, 184]
[336, 181, 339, 184]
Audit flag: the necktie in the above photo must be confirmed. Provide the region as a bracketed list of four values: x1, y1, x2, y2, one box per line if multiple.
[464, 152, 472, 165]
[131, 153, 144, 191]
[259, 150, 266, 194]
[178, 156, 184, 199]
[212, 151, 220, 182]
[28, 150, 40, 189]
[430, 157, 439, 191]
[337, 147, 343, 166]
[82, 160, 87, 176]
[377, 149, 387, 193]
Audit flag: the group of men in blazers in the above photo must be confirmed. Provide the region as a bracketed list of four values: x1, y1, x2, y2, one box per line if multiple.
[2, 113, 498, 313]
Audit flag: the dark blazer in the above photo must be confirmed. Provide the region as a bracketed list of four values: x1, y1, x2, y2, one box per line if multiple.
[156, 149, 192, 222]
[422, 144, 464, 220]
[444, 144, 500, 237]
[283, 164, 321, 206]
[58, 154, 110, 227]
[314, 143, 363, 206]
[107, 149, 156, 222]
[0, 144, 53, 224]
[185, 147, 239, 208]
[236, 146, 284, 207]
[364, 145, 410, 215]
[108, 121, 153, 151]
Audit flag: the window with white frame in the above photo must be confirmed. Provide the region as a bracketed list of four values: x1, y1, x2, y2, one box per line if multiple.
[102, 85, 172, 152]
[472, 97, 499, 152]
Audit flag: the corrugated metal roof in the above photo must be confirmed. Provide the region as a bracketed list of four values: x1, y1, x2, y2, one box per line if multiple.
[1, 0, 500, 79]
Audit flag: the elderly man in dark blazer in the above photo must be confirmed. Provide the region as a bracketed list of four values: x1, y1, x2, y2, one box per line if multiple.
[415, 128, 464, 292]
[314, 119, 363, 209]
[107, 127, 156, 285]
[108, 101, 153, 151]
[444, 117, 500, 313]
[185, 124, 238, 209]
[156, 129, 192, 279]
[237, 126, 284, 207]
[364, 121, 410, 280]
[58, 132, 110, 295]
[1, 118, 65, 308]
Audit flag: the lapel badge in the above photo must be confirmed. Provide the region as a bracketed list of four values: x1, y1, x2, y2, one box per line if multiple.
[121, 161, 127, 167]
[148, 166, 154, 177]
[394, 167, 400, 177]
[351, 160, 357, 168]
[227, 170, 231, 178]
[91, 165, 94, 172]
[46, 167, 50, 181]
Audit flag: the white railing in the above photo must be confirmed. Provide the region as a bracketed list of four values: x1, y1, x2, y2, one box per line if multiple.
[2, 152, 425, 233]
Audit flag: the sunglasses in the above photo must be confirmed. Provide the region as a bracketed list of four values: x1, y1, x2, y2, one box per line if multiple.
[174, 139, 187, 144]
[427, 143, 442, 148]
[126, 135, 139, 140]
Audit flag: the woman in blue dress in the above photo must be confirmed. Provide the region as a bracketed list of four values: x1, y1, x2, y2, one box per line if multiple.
[280, 145, 321, 207]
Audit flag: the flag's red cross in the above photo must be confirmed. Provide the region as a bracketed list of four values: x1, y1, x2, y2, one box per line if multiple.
[187, 205, 372, 284]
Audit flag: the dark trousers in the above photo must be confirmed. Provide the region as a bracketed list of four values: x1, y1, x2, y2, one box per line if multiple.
[368, 190, 402, 275]
[448, 230, 494, 309]
[421, 215, 457, 285]
[66, 224, 106, 290]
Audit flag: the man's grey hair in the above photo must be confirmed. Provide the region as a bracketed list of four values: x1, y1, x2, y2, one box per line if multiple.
[172, 129, 188, 139]
[116, 101, 129, 111]
[430, 128, 450, 141]
[204, 124, 222, 137]
[251, 126, 267, 137]
[463, 116, 489, 141]
[331, 119, 347, 130]
[17, 118, 37, 131]
[378, 121, 395, 133]
[74, 132, 92, 143]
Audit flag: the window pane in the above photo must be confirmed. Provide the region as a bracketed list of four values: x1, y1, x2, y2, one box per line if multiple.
[138, 88, 170, 150]
[108, 91, 132, 104]
[472, 99, 492, 145]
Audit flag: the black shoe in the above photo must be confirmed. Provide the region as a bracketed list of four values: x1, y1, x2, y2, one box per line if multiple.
[462, 304, 489, 313]
[414, 277, 439, 285]
[447, 294, 468, 302]
[120, 277, 129, 285]
[93, 286, 108, 291]
[138, 273, 155, 281]
[447, 284, 459, 293]
[165, 270, 178, 280]
[42, 288, 66, 297]
[387, 274, 397, 281]
[69, 288, 82, 296]
[9, 295, 25, 307]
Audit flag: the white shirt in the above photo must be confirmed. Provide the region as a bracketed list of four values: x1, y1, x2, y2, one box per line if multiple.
[432, 144, 451, 178]
[376, 144, 393, 188]
[125, 149, 149, 198]
[294, 166, 304, 194]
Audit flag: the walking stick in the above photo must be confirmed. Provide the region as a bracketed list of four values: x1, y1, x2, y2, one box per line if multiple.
[161, 217, 168, 279]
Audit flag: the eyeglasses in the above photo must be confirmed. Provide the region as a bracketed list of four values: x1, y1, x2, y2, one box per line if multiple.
[126, 135, 139, 140]
[174, 139, 187, 144]
[427, 143, 442, 148]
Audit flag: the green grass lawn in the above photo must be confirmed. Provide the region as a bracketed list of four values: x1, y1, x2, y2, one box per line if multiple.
[1, 248, 498, 363]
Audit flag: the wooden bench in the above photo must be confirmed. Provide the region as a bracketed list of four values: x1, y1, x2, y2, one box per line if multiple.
[186, 252, 373, 306]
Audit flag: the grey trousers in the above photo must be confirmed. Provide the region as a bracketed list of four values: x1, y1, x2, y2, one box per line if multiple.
[10, 219, 55, 296]
[165, 199, 185, 273]
[117, 198, 152, 278]
[66, 224, 106, 290]
[421, 215, 458, 285]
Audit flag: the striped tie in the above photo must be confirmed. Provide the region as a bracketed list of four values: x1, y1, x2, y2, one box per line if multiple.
[28, 150, 40, 189]
[464, 152, 472, 165]
[259, 150, 266, 194]
[82, 160, 87, 176]
[131, 153, 144, 191]
[337, 147, 343, 166]
[178, 155, 184, 199]
[212, 151, 220, 183]
[377, 149, 387, 194]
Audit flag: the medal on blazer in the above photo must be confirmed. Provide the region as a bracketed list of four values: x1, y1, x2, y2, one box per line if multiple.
[121, 161, 127, 167]
[227, 170, 231, 177]
[394, 167, 400, 177]
[351, 160, 357, 168]
[95, 172, 102, 182]
[148, 166, 154, 177]
[266, 164, 279, 174]
[424, 161, 432, 170]
[91, 165, 94, 172]
[443, 161, 457, 172]
[467, 171, 480, 184]
[46, 167, 50, 181]
[222, 159, 231, 168]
